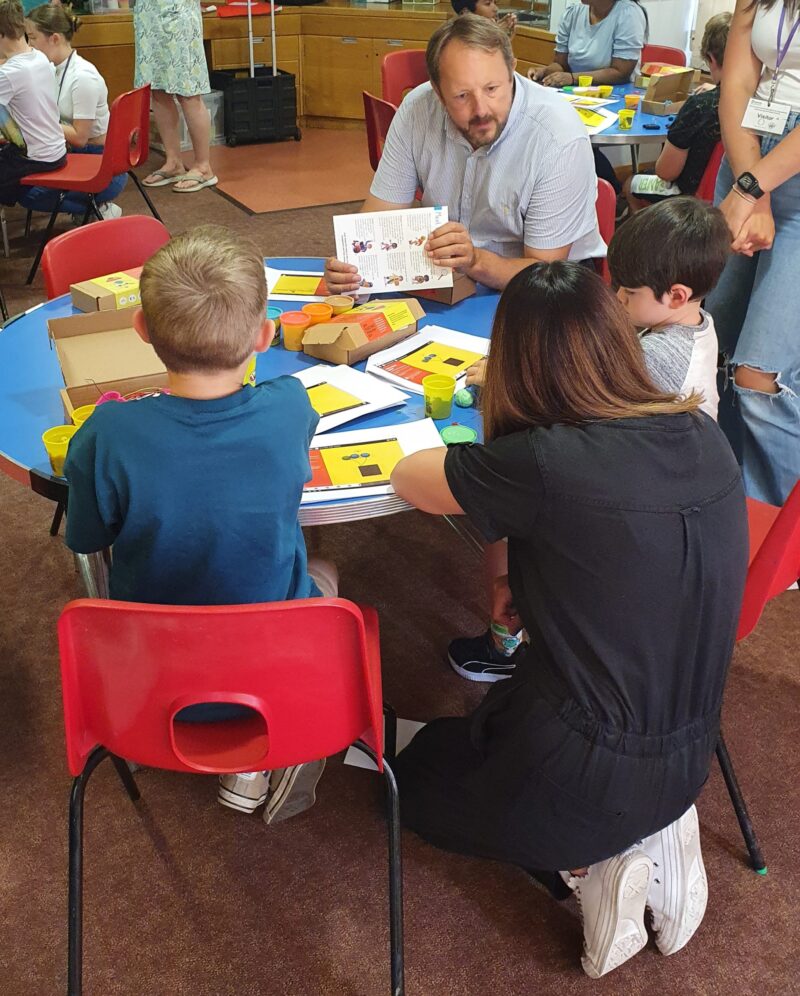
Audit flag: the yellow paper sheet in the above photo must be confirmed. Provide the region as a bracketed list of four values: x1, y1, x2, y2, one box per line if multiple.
[575, 107, 606, 129]
[320, 439, 404, 486]
[306, 382, 365, 417]
[272, 274, 324, 295]
[399, 342, 483, 377]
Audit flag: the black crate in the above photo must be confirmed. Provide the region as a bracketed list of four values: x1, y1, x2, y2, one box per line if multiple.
[208, 68, 301, 146]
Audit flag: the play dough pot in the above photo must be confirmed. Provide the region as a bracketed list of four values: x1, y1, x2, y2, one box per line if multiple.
[281, 311, 312, 351]
[324, 295, 355, 315]
[302, 303, 334, 325]
[42, 425, 78, 476]
[597, 85, 613, 97]
[624, 94, 641, 109]
[578, 75, 593, 88]
[618, 109, 635, 130]
[422, 374, 456, 421]
[70, 404, 96, 426]
[267, 305, 283, 345]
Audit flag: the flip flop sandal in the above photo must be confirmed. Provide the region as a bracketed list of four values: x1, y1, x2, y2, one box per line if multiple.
[141, 169, 186, 188]
[172, 173, 219, 193]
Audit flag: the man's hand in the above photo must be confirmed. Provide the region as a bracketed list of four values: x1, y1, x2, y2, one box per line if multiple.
[527, 67, 546, 82]
[465, 357, 487, 387]
[425, 222, 477, 272]
[323, 257, 363, 294]
[491, 575, 521, 633]
[543, 71, 574, 88]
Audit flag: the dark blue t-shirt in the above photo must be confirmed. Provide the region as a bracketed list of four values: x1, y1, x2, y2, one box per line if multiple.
[64, 377, 321, 605]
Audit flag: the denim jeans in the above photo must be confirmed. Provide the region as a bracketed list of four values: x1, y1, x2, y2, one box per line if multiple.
[705, 111, 800, 505]
[18, 144, 127, 216]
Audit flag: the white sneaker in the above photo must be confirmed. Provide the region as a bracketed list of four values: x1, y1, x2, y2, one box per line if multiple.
[263, 758, 326, 825]
[567, 848, 653, 978]
[218, 770, 269, 813]
[98, 201, 122, 220]
[641, 804, 708, 955]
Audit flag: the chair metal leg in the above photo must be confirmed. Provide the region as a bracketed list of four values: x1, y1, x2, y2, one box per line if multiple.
[353, 741, 405, 996]
[50, 501, 65, 536]
[0, 284, 8, 324]
[25, 209, 32, 240]
[716, 732, 767, 874]
[26, 193, 66, 285]
[128, 170, 164, 223]
[0, 207, 9, 259]
[383, 703, 398, 768]
[110, 755, 141, 803]
[68, 746, 110, 996]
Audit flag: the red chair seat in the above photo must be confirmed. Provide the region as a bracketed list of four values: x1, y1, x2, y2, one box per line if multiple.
[745, 496, 781, 568]
[21, 153, 109, 192]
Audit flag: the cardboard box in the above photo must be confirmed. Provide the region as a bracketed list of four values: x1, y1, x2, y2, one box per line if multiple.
[301, 298, 425, 366]
[70, 267, 143, 313]
[409, 271, 476, 306]
[638, 67, 700, 115]
[48, 309, 167, 420]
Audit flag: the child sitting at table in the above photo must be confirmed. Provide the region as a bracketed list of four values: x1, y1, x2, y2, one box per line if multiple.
[64, 225, 336, 825]
[448, 196, 730, 681]
[623, 13, 731, 213]
[0, 0, 66, 205]
[451, 0, 517, 38]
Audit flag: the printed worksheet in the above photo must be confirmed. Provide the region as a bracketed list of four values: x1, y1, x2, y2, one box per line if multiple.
[333, 207, 454, 295]
[301, 419, 443, 504]
[292, 364, 408, 434]
[365, 325, 489, 395]
[265, 267, 329, 302]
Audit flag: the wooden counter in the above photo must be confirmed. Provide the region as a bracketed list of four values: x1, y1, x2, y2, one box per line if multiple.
[75, 2, 555, 127]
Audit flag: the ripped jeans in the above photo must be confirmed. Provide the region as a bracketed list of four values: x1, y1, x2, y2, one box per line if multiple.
[705, 111, 800, 505]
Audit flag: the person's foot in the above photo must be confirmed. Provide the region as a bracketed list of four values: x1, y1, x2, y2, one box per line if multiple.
[141, 166, 186, 187]
[641, 804, 708, 956]
[263, 759, 326, 825]
[172, 170, 219, 192]
[447, 629, 518, 682]
[99, 202, 122, 221]
[567, 848, 653, 978]
[218, 770, 270, 813]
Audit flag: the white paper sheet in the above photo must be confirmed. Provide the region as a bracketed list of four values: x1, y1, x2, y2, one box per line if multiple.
[292, 364, 408, 434]
[365, 324, 490, 395]
[333, 206, 454, 295]
[343, 718, 426, 771]
[301, 418, 444, 504]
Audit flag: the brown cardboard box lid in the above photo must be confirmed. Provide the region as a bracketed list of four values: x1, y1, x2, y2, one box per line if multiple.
[644, 67, 697, 103]
[302, 323, 369, 349]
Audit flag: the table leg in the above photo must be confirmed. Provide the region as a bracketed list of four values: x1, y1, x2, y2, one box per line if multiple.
[630, 144, 639, 174]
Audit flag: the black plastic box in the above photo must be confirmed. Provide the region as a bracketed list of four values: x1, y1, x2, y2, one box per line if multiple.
[209, 68, 301, 146]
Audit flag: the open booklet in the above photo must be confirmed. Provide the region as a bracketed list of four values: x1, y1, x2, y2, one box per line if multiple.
[333, 206, 454, 295]
[365, 324, 489, 395]
[292, 364, 408, 434]
[301, 419, 443, 505]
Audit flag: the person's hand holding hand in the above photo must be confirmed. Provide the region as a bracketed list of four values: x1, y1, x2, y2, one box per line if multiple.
[732, 196, 775, 256]
[324, 256, 362, 295]
[527, 67, 546, 82]
[543, 71, 574, 88]
[491, 575, 521, 634]
[465, 357, 487, 387]
[425, 222, 477, 272]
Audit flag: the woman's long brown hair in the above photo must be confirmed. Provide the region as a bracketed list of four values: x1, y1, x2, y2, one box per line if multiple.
[482, 262, 700, 442]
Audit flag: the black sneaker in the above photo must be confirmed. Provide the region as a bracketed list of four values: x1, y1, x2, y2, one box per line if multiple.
[447, 629, 518, 683]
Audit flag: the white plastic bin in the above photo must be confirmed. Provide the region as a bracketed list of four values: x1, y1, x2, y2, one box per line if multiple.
[149, 91, 225, 154]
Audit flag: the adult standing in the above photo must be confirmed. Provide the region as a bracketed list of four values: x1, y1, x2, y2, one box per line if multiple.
[530, 0, 648, 193]
[24, 4, 125, 220]
[135, 0, 218, 193]
[705, 0, 800, 505]
[390, 261, 748, 978]
[325, 15, 604, 294]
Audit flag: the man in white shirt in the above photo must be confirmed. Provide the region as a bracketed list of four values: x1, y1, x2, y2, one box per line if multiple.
[325, 14, 604, 293]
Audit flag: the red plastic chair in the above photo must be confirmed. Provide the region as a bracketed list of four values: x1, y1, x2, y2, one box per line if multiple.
[595, 178, 616, 284]
[58, 596, 404, 996]
[381, 49, 428, 107]
[641, 44, 687, 68]
[695, 141, 725, 204]
[41, 216, 170, 300]
[364, 91, 398, 172]
[21, 85, 163, 285]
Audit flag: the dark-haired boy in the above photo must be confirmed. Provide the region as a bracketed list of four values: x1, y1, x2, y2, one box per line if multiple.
[451, 0, 517, 37]
[608, 195, 731, 419]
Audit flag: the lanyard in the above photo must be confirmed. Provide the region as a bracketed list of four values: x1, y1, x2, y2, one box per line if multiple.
[769, 5, 800, 104]
[56, 51, 74, 106]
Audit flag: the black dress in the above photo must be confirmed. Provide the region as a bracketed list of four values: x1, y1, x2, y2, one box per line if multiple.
[394, 413, 748, 870]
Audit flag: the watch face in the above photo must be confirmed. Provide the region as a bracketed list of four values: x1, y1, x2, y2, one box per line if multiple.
[738, 173, 756, 192]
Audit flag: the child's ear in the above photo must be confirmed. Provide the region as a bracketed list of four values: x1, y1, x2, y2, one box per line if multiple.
[667, 283, 693, 309]
[132, 308, 151, 343]
[254, 318, 274, 353]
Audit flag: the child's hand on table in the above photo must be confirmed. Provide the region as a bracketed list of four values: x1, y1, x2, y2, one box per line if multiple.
[466, 357, 486, 387]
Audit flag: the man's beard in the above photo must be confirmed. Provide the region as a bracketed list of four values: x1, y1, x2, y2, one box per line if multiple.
[459, 112, 507, 149]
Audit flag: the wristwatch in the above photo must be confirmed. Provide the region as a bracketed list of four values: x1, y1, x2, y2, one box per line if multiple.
[735, 172, 765, 200]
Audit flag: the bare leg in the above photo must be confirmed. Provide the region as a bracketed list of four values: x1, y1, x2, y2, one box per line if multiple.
[146, 90, 186, 182]
[174, 94, 213, 189]
[485, 540, 508, 607]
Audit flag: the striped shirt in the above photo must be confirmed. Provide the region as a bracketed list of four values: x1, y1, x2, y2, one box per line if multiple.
[371, 74, 606, 262]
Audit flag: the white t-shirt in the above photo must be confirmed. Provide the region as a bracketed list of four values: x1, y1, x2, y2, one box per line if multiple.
[640, 310, 719, 420]
[54, 52, 110, 142]
[753, 1, 800, 111]
[0, 48, 65, 162]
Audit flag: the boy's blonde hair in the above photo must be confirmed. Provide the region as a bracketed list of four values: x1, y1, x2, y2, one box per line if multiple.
[140, 225, 267, 374]
[701, 12, 731, 67]
[0, 1, 25, 40]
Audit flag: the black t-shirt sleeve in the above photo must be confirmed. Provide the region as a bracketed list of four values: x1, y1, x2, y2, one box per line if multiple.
[444, 432, 545, 543]
[667, 89, 717, 150]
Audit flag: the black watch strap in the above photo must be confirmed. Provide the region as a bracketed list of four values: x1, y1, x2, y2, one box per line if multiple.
[735, 171, 765, 199]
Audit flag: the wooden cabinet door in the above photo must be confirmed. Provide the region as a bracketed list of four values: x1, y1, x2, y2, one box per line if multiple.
[302, 35, 373, 120]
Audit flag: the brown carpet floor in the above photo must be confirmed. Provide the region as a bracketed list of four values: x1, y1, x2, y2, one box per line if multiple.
[1, 155, 799, 995]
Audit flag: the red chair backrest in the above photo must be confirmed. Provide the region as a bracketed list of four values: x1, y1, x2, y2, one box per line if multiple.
[104, 84, 152, 175]
[57, 598, 385, 777]
[381, 49, 428, 107]
[41, 215, 170, 299]
[363, 91, 398, 172]
[595, 178, 616, 284]
[738, 480, 800, 640]
[641, 44, 687, 68]
[695, 141, 724, 203]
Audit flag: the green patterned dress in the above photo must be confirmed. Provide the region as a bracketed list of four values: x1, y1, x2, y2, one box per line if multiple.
[133, 0, 210, 97]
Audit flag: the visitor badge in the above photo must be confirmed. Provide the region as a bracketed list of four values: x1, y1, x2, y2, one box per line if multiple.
[742, 97, 790, 136]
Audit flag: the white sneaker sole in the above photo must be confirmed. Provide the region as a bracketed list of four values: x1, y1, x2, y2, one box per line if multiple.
[581, 855, 652, 978]
[217, 785, 268, 814]
[447, 654, 515, 683]
[651, 806, 708, 956]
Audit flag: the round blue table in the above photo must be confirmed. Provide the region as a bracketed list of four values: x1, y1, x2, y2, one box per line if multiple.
[0, 257, 499, 522]
[586, 82, 674, 172]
